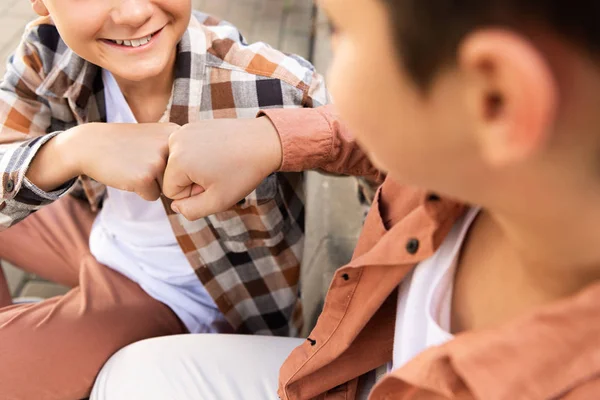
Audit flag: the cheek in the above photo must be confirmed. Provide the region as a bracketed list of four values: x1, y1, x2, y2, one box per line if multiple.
[48, 4, 105, 55]
[329, 41, 375, 143]
[327, 39, 400, 162]
[161, 0, 192, 27]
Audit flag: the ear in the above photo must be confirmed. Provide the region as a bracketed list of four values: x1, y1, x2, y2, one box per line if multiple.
[30, 0, 50, 16]
[458, 29, 558, 166]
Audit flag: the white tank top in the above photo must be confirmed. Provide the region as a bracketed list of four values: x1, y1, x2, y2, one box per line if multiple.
[392, 208, 479, 369]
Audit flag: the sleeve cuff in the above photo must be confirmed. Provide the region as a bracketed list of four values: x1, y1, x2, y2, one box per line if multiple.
[17, 176, 76, 202]
[259, 108, 335, 172]
[0, 131, 75, 202]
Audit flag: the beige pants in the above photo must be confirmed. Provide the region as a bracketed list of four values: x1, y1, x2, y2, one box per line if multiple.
[0, 196, 186, 400]
[91, 335, 376, 400]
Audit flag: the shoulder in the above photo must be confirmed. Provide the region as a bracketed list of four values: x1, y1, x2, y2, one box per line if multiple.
[18, 17, 66, 78]
[10, 17, 95, 99]
[189, 11, 319, 96]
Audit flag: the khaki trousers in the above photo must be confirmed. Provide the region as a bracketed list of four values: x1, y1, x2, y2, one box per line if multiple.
[0, 196, 185, 400]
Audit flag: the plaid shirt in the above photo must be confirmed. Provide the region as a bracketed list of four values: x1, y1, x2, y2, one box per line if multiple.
[0, 11, 328, 336]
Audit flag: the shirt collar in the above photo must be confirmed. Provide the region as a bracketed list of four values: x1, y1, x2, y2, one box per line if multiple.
[35, 13, 208, 125]
[350, 177, 466, 269]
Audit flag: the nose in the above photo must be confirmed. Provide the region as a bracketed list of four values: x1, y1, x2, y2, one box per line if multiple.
[111, 0, 153, 28]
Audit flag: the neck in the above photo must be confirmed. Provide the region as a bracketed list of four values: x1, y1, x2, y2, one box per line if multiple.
[452, 180, 600, 332]
[491, 194, 600, 296]
[113, 50, 176, 123]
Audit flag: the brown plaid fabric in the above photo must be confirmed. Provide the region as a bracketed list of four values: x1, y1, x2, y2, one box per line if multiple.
[0, 11, 328, 336]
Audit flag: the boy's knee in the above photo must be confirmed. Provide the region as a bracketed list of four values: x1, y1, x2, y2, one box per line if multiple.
[91, 338, 172, 400]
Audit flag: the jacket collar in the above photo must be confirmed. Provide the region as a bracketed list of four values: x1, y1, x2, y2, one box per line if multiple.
[350, 178, 466, 269]
[367, 191, 600, 399]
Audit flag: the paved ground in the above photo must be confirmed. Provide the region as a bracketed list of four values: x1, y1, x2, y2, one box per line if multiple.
[0, 0, 363, 329]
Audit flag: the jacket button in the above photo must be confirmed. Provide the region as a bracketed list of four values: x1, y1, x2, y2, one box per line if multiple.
[406, 238, 420, 254]
[427, 193, 440, 202]
[5, 179, 14, 193]
[341, 273, 349, 281]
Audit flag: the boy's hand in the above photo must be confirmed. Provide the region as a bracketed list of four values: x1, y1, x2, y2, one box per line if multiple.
[70, 123, 179, 200]
[163, 117, 282, 220]
[27, 123, 180, 201]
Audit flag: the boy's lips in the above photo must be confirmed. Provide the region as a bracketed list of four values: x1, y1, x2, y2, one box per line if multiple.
[100, 27, 164, 51]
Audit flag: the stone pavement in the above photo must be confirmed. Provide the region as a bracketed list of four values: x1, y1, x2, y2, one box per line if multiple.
[0, 0, 364, 330]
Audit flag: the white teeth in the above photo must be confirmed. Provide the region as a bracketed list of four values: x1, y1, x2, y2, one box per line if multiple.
[111, 34, 153, 47]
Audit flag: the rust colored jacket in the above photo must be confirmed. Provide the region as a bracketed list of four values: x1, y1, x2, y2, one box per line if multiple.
[263, 105, 600, 400]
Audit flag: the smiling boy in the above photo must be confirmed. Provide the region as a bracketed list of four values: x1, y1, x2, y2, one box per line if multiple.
[0, 1, 326, 398]
[92, 0, 600, 399]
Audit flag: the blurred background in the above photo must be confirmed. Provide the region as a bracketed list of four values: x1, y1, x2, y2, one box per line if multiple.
[0, 0, 365, 333]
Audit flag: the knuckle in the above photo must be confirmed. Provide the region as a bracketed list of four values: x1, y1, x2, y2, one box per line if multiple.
[138, 192, 154, 201]
[151, 158, 166, 173]
[180, 206, 200, 221]
[163, 186, 177, 200]
[179, 207, 193, 221]
[168, 130, 182, 148]
[137, 172, 155, 186]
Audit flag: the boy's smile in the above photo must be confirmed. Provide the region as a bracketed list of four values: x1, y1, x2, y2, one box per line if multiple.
[101, 26, 163, 50]
[31, 0, 191, 83]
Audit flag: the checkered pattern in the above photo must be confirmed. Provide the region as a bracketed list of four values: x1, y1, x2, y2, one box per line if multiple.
[0, 11, 328, 336]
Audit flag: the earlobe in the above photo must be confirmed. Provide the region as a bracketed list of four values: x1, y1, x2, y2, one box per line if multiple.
[30, 0, 50, 16]
[459, 29, 558, 166]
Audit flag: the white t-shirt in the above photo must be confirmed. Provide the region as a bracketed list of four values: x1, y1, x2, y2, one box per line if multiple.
[392, 208, 479, 370]
[88, 70, 229, 333]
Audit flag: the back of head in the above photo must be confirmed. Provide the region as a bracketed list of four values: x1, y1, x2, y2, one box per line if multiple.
[381, 0, 600, 88]
[323, 0, 600, 217]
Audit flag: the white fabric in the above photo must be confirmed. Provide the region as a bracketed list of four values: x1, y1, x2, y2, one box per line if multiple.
[392, 208, 479, 370]
[89, 70, 228, 333]
[91, 335, 306, 400]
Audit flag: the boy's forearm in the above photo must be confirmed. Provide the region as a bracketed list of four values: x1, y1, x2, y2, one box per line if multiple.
[25, 126, 82, 192]
[260, 105, 384, 183]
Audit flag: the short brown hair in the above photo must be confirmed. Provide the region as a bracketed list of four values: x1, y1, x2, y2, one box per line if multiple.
[381, 0, 600, 87]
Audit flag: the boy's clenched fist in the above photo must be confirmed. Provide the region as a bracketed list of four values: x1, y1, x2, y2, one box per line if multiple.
[162, 117, 283, 220]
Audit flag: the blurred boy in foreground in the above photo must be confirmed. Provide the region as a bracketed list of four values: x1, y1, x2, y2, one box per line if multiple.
[94, 0, 600, 398]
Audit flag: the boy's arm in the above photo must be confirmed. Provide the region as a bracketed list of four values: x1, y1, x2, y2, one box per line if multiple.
[0, 38, 79, 229]
[162, 40, 382, 220]
[163, 107, 384, 221]
[0, 33, 177, 229]
[260, 104, 385, 184]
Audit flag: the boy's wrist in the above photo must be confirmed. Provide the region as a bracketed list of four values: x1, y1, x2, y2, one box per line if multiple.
[56, 125, 87, 178]
[25, 127, 83, 192]
[254, 116, 283, 174]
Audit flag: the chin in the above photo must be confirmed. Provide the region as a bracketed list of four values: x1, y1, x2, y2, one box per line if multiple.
[112, 62, 168, 82]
